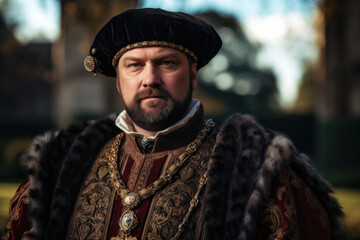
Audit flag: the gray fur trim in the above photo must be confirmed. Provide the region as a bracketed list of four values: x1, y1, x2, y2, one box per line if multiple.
[238, 135, 298, 240]
[203, 113, 273, 240]
[21, 131, 57, 176]
[21, 114, 119, 240]
[45, 116, 120, 239]
[203, 114, 345, 240]
[20, 131, 57, 238]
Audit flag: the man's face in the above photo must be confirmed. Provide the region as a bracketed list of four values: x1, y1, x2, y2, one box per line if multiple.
[116, 47, 198, 131]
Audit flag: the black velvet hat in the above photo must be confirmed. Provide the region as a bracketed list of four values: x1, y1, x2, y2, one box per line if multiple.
[84, 8, 222, 77]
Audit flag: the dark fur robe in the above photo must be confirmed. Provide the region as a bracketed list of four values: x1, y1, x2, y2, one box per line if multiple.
[202, 114, 345, 240]
[19, 113, 345, 240]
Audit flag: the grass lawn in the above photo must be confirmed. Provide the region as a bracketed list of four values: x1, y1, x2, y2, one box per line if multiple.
[334, 188, 360, 239]
[0, 182, 19, 234]
[0, 183, 359, 238]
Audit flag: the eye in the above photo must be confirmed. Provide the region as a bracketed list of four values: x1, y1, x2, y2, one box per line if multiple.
[157, 60, 177, 69]
[160, 60, 173, 65]
[128, 63, 141, 68]
[125, 62, 144, 72]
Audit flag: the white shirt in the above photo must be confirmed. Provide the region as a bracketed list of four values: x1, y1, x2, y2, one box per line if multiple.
[115, 98, 200, 142]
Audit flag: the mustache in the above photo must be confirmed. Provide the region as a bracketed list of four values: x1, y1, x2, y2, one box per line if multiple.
[134, 88, 172, 102]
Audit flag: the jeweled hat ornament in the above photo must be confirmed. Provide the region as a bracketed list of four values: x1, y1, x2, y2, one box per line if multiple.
[84, 8, 222, 77]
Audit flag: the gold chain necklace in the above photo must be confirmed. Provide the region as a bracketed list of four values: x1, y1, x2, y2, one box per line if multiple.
[108, 119, 215, 240]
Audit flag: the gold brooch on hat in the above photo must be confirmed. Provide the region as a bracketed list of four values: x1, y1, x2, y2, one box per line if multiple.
[84, 48, 99, 74]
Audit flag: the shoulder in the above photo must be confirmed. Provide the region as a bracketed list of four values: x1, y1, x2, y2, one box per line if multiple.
[14, 114, 121, 239]
[208, 113, 345, 239]
[217, 113, 315, 176]
[21, 114, 119, 174]
[218, 113, 271, 137]
[214, 113, 275, 163]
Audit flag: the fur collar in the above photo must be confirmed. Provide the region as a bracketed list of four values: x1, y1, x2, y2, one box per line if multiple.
[202, 113, 345, 240]
[22, 115, 120, 240]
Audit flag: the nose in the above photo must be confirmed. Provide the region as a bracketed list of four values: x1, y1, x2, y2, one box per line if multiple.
[142, 64, 161, 87]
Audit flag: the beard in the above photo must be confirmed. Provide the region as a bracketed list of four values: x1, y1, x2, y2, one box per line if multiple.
[122, 86, 192, 131]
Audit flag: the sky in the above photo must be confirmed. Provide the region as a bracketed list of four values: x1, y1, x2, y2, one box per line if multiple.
[0, 0, 60, 43]
[0, 0, 319, 108]
[140, 0, 319, 108]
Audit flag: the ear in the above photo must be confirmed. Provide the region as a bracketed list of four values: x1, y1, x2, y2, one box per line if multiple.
[115, 70, 121, 94]
[191, 63, 198, 90]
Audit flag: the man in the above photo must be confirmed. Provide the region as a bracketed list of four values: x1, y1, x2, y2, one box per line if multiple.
[3, 8, 345, 240]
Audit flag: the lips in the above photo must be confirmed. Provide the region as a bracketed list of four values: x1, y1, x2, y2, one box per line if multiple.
[141, 95, 165, 100]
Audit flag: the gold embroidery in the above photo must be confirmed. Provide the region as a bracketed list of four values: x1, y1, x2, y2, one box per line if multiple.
[21, 228, 34, 240]
[68, 128, 216, 240]
[135, 155, 161, 191]
[281, 169, 299, 240]
[2, 181, 30, 240]
[10, 181, 30, 221]
[282, 181, 299, 240]
[145, 136, 214, 239]
[263, 199, 285, 240]
[304, 188, 330, 228]
[263, 168, 300, 240]
[67, 141, 115, 240]
[127, 153, 166, 192]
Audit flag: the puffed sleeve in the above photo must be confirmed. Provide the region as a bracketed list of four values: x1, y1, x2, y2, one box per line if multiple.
[256, 168, 331, 240]
[2, 179, 32, 240]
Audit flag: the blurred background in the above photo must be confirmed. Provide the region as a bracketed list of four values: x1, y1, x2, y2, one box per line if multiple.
[0, 0, 359, 238]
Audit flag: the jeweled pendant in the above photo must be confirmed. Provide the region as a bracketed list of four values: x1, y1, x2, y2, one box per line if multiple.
[122, 192, 141, 209]
[119, 210, 139, 233]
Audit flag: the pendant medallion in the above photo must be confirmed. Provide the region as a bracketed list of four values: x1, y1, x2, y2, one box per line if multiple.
[119, 210, 139, 233]
[122, 192, 141, 209]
